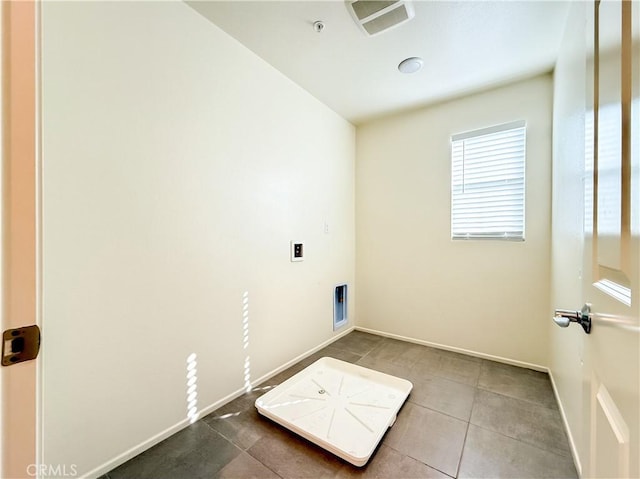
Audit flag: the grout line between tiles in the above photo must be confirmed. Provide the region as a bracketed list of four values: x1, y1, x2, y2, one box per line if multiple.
[456, 386, 481, 478]
[469, 422, 574, 460]
[404, 395, 472, 423]
[475, 385, 562, 412]
[244, 446, 284, 479]
[456, 421, 472, 478]
[381, 442, 456, 479]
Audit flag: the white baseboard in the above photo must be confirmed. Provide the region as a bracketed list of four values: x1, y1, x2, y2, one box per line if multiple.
[547, 369, 583, 477]
[355, 326, 547, 372]
[84, 326, 355, 479]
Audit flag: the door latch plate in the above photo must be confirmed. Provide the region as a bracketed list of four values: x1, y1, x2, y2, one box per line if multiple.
[2, 325, 41, 366]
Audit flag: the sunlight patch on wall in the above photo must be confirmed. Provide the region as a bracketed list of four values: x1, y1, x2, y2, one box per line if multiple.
[186, 353, 199, 423]
[243, 291, 252, 393]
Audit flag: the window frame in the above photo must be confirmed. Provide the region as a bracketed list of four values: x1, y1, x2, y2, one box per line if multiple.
[450, 120, 527, 241]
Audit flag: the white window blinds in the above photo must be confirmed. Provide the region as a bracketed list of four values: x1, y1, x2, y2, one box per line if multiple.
[451, 121, 526, 240]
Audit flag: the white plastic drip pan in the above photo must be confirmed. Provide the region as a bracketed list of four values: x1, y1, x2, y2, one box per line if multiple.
[255, 357, 413, 467]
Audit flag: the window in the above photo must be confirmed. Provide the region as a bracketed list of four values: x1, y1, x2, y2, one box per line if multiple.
[451, 121, 526, 240]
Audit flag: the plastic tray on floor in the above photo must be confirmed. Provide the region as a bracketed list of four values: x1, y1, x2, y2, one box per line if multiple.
[255, 356, 413, 467]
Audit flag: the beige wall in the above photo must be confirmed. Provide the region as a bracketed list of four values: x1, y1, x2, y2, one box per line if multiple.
[356, 75, 552, 366]
[41, 2, 355, 476]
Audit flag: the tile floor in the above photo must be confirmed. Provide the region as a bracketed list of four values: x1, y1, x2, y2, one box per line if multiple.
[104, 332, 578, 479]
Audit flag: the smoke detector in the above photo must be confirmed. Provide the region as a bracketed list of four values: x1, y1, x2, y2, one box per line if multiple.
[346, 0, 415, 36]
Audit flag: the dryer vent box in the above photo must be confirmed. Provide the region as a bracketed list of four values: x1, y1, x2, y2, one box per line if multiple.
[346, 0, 415, 36]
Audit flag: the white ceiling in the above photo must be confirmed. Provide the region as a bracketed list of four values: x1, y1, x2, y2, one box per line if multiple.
[188, 1, 570, 125]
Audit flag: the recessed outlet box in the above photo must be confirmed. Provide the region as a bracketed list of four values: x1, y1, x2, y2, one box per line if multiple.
[290, 241, 304, 262]
[334, 284, 348, 330]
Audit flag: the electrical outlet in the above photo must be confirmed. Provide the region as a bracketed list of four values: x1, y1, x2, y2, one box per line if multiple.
[290, 241, 304, 262]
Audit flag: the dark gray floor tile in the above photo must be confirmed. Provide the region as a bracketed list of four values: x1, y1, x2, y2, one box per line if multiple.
[408, 348, 442, 381]
[109, 421, 240, 479]
[478, 361, 557, 409]
[247, 422, 345, 479]
[214, 451, 281, 478]
[107, 448, 164, 478]
[355, 355, 416, 383]
[409, 375, 476, 421]
[383, 402, 467, 477]
[160, 440, 243, 479]
[458, 425, 578, 479]
[432, 347, 484, 364]
[365, 338, 427, 368]
[330, 331, 385, 356]
[430, 355, 481, 386]
[307, 346, 363, 364]
[402, 345, 485, 385]
[335, 444, 451, 478]
[204, 389, 275, 450]
[470, 389, 571, 456]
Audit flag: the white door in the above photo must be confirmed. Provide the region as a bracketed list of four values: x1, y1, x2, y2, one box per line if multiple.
[581, 1, 639, 477]
[0, 2, 39, 478]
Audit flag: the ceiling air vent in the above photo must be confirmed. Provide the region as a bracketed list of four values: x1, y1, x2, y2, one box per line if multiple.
[346, 0, 415, 36]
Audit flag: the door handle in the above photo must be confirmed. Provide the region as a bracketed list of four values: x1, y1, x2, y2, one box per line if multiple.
[553, 303, 592, 334]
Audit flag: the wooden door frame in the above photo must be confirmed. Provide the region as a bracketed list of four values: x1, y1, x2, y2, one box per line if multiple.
[1, 1, 39, 478]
